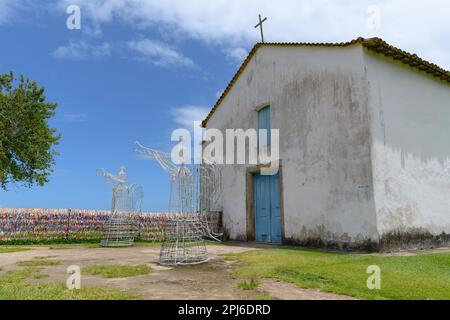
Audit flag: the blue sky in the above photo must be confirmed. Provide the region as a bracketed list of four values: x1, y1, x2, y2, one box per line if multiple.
[1, 0, 449, 211]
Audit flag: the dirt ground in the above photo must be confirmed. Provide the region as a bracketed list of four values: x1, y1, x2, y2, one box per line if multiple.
[0, 243, 354, 300]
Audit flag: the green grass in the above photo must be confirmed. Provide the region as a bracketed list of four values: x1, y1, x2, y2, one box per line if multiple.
[204, 240, 224, 246]
[17, 260, 62, 267]
[32, 272, 49, 279]
[237, 277, 260, 290]
[0, 268, 137, 300]
[45, 241, 163, 250]
[48, 244, 77, 250]
[3, 241, 170, 251]
[82, 241, 162, 249]
[33, 255, 57, 260]
[48, 243, 103, 250]
[0, 246, 30, 253]
[83, 264, 152, 278]
[0, 238, 102, 246]
[225, 248, 450, 300]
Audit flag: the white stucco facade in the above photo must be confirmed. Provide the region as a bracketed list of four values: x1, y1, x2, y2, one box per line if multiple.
[365, 50, 450, 247]
[205, 42, 450, 250]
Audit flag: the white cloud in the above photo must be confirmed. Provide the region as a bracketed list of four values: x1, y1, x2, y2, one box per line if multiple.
[215, 90, 224, 99]
[171, 106, 210, 129]
[51, 38, 196, 69]
[128, 39, 195, 68]
[52, 41, 112, 60]
[0, 0, 15, 24]
[0, 0, 27, 24]
[81, 24, 103, 38]
[60, 112, 88, 123]
[55, 0, 450, 69]
[226, 47, 248, 64]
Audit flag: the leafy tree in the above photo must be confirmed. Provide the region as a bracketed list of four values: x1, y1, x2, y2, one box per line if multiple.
[0, 72, 61, 190]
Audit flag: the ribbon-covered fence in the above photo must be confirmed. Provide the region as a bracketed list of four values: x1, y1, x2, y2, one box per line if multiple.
[0, 208, 220, 243]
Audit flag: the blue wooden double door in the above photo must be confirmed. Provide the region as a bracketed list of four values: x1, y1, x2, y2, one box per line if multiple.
[253, 173, 282, 244]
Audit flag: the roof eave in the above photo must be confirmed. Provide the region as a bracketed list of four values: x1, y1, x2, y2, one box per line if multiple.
[201, 37, 450, 127]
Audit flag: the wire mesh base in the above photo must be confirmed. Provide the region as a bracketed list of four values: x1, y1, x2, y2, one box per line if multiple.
[100, 216, 135, 247]
[159, 218, 208, 266]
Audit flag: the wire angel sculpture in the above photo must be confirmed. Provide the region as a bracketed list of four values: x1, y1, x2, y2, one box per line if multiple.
[134, 142, 195, 213]
[134, 141, 223, 265]
[97, 166, 144, 247]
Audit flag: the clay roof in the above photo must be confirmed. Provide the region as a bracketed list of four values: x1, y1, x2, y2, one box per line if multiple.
[201, 37, 450, 127]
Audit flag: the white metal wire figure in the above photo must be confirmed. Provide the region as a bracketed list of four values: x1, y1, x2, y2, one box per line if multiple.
[134, 141, 223, 265]
[134, 141, 194, 213]
[97, 166, 144, 247]
[134, 141, 222, 225]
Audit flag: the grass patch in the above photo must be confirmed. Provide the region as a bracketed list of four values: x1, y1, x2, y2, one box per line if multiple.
[82, 241, 162, 249]
[83, 264, 152, 278]
[0, 246, 30, 254]
[237, 277, 260, 290]
[17, 260, 62, 267]
[32, 272, 49, 279]
[225, 248, 450, 300]
[0, 268, 137, 300]
[47, 241, 162, 250]
[0, 241, 164, 251]
[204, 240, 224, 246]
[48, 243, 104, 250]
[0, 238, 101, 246]
[123, 241, 162, 247]
[48, 244, 77, 250]
[33, 255, 57, 260]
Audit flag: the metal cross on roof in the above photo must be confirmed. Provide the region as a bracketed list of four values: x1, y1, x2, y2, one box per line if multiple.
[254, 14, 268, 43]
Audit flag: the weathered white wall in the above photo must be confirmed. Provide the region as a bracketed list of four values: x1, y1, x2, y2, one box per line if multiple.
[365, 51, 450, 239]
[207, 45, 379, 245]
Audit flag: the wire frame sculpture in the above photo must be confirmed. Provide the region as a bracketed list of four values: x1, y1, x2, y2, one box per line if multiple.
[134, 141, 222, 265]
[159, 218, 208, 265]
[193, 163, 223, 241]
[97, 166, 144, 247]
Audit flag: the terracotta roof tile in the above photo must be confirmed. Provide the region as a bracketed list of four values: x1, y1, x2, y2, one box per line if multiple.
[201, 37, 450, 127]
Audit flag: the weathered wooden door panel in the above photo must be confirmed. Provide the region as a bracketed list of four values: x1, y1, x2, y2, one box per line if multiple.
[254, 173, 281, 244]
[269, 174, 282, 244]
[254, 174, 271, 242]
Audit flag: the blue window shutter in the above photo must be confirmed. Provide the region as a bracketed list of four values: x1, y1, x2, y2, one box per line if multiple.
[258, 106, 271, 147]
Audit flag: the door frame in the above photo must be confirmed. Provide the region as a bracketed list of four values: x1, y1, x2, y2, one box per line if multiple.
[245, 161, 285, 243]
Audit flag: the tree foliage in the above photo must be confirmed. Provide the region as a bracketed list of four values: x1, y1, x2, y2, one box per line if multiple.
[0, 72, 61, 190]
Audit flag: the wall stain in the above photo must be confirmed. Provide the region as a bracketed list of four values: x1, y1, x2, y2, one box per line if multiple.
[223, 222, 450, 252]
[380, 228, 450, 252]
